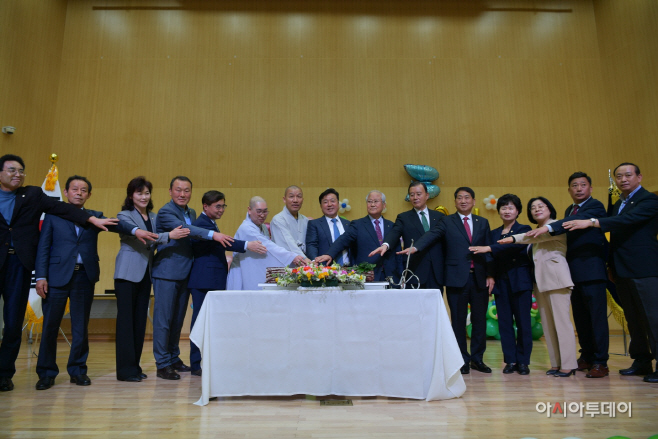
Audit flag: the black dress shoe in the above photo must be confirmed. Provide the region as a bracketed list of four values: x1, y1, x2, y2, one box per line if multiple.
[554, 369, 576, 377]
[0, 377, 14, 392]
[191, 369, 202, 376]
[157, 366, 180, 380]
[172, 361, 191, 372]
[117, 376, 142, 382]
[139, 373, 147, 380]
[460, 364, 470, 374]
[470, 361, 492, 373]
[546, 368, 559, 375]
[70, 374, 91, 386]
[502, 363, 517, 374]
[36, 376, 56, 390]
[619, 364, 653, 376]
[643, 371, 658, 383]
[517, 364, 530, 375]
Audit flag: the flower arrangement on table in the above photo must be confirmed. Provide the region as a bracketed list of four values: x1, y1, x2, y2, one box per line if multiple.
[276, 263, 366, 288]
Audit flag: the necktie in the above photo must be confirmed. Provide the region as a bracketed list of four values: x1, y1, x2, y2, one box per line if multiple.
[331, 218, 343, 265]
[571, 204, 579, 215]
[420, 211, 430, 232]
[463, 216, 472, 242]
[374, 219, 383, 245]
[463, 217, 474, 269]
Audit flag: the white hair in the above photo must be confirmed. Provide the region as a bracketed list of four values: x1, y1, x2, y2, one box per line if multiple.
[366, 190, 386, 203]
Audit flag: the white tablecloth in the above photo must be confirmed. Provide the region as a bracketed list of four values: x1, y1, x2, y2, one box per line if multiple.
[190, 289, 466, 406]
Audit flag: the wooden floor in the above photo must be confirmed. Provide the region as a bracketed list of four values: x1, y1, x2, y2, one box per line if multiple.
[1, 335, 656, 439]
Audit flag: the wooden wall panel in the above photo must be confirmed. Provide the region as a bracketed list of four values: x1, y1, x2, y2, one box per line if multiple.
[593, 0, 658, 187]
[8, 0, 657, 335]
[0, 0, 68, 178]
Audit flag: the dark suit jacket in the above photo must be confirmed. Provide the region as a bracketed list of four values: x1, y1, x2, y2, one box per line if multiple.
[326, 215, 402, 281]
[0, 186, 91, 272]
[489, 222, 533, 294]
[599, 187, 658, 279]
[415, 213, 494, 289]
[547, 197, 608, 283]
[152, 200, 216, 281]
[188, 213, 246, 291]
[305, 216, 352, 261]
[383, 209, 446, 286]
[35, 209, 128, 287]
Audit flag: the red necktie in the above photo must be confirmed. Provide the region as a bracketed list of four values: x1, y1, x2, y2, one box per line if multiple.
[464, 217, 474, 268]
[374, 219, 383, 245]
[571, 204, 579, 215]
[463, 216, 472, 242]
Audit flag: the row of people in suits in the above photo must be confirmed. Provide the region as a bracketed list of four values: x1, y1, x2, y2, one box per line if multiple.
[1, 152, 657, 392]
[0, 154, 134, 392]
[32, 172, 267, 389]
[311, 168, 658, 383]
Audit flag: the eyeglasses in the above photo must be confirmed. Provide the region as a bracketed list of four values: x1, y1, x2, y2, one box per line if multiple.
[255, 209, 268, 215]
[214, 204, 227, 210]
[366, 200, 382, 205]
[530, 204, 547, 212]
[3, 167, 25, 176]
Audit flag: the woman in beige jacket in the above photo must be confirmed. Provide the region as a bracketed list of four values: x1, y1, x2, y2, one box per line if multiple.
[498, 196, 578, 377]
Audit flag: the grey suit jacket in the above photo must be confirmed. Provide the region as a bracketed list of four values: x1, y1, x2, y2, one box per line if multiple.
[151, 200, 213, 281]
[114, 209, 169, 283]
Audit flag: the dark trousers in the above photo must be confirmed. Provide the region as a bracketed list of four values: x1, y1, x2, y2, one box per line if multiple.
[420, 267, 443, 290]
[616, 276, 658, 365]
[495, 278, 533, 365]
[115, 272, 151, 379]
[0, 254, 31, 378]
[571, 280, 609, 364]
[189, 288, 209, 371]
[447, 273, 489, 364]
[152, 278, 189, 369]
[36, 270, 95, 378]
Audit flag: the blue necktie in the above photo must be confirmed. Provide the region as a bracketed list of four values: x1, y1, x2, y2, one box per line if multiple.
[331, 218, 343, 266]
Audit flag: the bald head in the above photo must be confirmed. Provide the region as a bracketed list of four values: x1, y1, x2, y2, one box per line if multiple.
[249, 196, 266, 208]
[283, 185, 304, 217]
[248, 196, 269, 225]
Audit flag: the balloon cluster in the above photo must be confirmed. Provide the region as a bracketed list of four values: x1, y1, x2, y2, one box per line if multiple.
[403, 164, 441, 200]
[466, 294, 544, 340]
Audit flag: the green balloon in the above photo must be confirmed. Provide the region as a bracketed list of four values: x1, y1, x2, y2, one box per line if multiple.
[645, 436, 658, 439]
[530, 316, 536, 327]
[494, 330, 501, 340]
[605, 437, 632, 439]
[531, 322, 544, 340]
[466, 324, 472, 338]
[486, 320, 499, 337]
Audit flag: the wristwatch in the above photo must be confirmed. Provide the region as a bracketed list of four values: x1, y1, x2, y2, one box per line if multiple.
[590, 218, 596, 226]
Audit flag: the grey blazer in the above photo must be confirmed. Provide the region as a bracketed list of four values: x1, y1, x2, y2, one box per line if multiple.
[151, 200, 213, 281]
[114, 209, 169, 283]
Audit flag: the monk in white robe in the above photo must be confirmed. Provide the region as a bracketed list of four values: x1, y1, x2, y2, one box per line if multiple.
[270, 185, 309, 258]
[227, 197, 309, 290]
